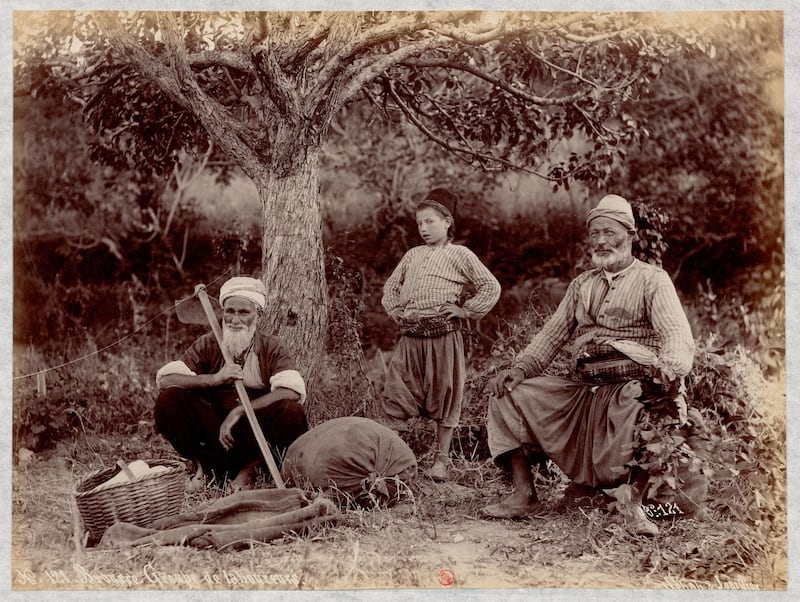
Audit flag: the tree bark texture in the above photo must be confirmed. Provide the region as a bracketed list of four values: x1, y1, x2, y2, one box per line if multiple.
[254, 149, 327, 381]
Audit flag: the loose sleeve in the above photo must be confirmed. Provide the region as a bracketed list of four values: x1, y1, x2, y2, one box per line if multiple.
[382, 250, 412, 321]
[155, 361, 197, 389]
[270, 370, 307, 404]
[180, 334, 222, 375]
[458, 248, 501, 320]
[648, 272, 695, 377]
[256, 336, 306, 402]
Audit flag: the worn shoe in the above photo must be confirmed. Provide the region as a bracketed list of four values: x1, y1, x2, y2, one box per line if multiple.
[481, 497, 542, 519]
[626, 504, 659, 536]
[423, 462, 448, 482]
[186, 475, 206, 493]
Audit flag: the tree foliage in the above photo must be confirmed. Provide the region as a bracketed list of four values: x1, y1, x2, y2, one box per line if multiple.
[14, 10, 783, 371]
[615, 13, 783, 290]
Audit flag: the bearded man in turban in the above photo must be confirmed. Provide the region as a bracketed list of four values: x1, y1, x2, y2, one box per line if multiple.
[154, 276, 308, 491]
[482, 195, 695, 535]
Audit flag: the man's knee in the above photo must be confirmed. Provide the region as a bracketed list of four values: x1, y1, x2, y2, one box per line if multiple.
[153, 387, 187, 434]
[487, 391, 516, 423]
[154, 387, 210, 438]
[280, 399, 308, 434]
[253, 399, 308, 446]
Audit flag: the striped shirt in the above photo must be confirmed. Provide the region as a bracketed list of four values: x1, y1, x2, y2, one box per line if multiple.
[382, 243, 501, 321]
[514, 258, 695, 378]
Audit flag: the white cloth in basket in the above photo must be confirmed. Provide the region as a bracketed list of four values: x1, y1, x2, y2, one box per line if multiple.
[92, 460, 170, 492]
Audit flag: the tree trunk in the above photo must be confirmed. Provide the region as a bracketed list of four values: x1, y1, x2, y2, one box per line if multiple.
[253, 148, 327, 382]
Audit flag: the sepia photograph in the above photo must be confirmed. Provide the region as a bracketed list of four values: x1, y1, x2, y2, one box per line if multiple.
[7, 3, 790, 596]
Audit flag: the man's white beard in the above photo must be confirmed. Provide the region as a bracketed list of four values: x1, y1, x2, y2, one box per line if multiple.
[591, 244, 632, 270]
[222, 322, 257, 358]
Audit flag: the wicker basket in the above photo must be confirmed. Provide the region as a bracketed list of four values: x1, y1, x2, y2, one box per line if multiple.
[75, 458, 187, 546]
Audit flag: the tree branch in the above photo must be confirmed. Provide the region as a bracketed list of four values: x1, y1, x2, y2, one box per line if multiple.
[67, 235, 124, 261]
[522, 44, 602, 91]
[337, 34, 473, 109]
[427, 18, 512, 45]
[417, 89, 480, 154]
[95, 12, 265, 175]
[282, 23, 331, 70]
[312, 13, 431, 87]
[570, 102, 620, 141]
[312, 13, 502, 108]
[399, 58, 590, 106]
[385, 78, 557, 179]
[251, 42, 302, 119]
[187, 50, 255, 74]
[556, 27, 636, 45]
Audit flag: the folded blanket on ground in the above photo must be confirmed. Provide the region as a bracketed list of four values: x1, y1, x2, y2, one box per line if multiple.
[99, 488, 339, 550]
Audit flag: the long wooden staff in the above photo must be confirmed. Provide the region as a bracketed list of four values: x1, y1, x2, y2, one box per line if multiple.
[195, 284, 286, 488]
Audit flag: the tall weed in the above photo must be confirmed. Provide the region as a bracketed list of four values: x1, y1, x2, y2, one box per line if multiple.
[305, 254, 378, 426]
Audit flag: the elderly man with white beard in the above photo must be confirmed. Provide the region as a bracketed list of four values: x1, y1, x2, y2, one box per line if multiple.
[481, 195, 695, 535]
[154, 276, 308, 491]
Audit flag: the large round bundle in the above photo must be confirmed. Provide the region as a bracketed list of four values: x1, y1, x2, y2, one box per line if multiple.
[282, 417, 417, 507]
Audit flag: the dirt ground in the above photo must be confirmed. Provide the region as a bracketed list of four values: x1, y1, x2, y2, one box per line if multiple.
[10, 437, 785, 594]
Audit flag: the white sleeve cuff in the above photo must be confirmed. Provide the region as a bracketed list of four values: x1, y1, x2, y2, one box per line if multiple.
[156, 360, 196, 388]
[269, 369, 307, 405]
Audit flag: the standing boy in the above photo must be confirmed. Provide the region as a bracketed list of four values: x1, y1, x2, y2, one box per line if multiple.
[381, 188, 501, 481]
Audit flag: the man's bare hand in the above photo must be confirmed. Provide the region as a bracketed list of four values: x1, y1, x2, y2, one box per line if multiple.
[219, 407, 243, 450]
[214, 363, 243, 386]
[490, 367, 525, 397]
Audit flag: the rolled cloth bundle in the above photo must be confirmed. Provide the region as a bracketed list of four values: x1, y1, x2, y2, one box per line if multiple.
[281, 417, 418, 507]
[100, 488, 340, 550]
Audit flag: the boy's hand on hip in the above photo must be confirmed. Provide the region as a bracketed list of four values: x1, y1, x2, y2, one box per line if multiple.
[441, 303, 467, 320]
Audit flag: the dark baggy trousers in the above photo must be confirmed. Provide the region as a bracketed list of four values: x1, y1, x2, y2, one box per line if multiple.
[154, 385, 308, 481]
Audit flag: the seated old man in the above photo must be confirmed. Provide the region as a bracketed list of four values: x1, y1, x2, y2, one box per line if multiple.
[483, 194, 695, 535]
[154, 276, 308, 491]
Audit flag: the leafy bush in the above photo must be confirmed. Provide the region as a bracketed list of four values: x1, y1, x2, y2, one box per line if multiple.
[13, 333, 165, 453]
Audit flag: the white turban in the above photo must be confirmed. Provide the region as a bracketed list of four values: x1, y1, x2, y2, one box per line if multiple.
[219, 276, 267, 310]
[586, 194, 635, 231]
